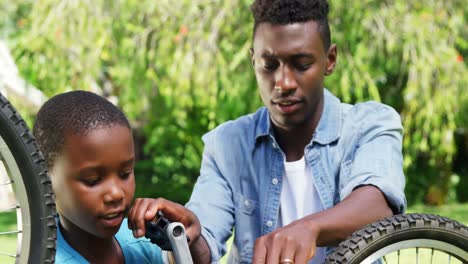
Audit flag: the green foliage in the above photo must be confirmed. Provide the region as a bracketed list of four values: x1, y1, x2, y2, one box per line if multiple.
[1, 0, 466, 204]
[328, 0, 467, 205]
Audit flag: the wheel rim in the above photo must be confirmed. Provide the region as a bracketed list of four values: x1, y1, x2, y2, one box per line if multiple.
[0, 134, 31, 264]
[361, 239, 468, 264]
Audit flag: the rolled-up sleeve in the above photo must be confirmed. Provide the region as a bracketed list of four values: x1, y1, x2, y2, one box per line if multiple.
[185, 130, 235, 262]
[339, 103, 406, 214]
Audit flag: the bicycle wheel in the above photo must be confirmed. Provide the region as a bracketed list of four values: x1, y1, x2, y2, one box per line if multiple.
[325, 213, 468, 264]
[0, 92, 56, 263]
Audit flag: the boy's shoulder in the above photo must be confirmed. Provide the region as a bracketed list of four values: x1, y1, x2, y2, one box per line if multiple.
[116, 219, 164, 264]
[56, 219, 164, 264]
[56, 224, 90, 264]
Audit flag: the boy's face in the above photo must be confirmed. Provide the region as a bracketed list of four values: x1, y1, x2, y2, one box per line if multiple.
[51, 125, 135, 238]
[251, 20, 336, 131]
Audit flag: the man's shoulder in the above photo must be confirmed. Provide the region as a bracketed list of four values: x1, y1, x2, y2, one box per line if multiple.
[343, 101, 401, 125]
[202, 107, 267, 143]
[338, 101, 403, 142]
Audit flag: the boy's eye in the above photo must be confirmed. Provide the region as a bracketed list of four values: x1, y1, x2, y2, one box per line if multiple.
[119, 170, 132, 179]
[81, 177, 101, 186]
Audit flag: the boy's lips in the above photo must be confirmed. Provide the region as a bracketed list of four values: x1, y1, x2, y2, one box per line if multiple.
[100, 211, 125, 228]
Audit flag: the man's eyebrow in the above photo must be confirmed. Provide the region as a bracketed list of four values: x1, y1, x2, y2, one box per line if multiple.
[291, 53, 314, 59]
[261, 53, 276, 59]
[260, 52, 315, 59]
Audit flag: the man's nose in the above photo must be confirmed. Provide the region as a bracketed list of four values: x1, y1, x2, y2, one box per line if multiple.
[275, 66, 298, 92]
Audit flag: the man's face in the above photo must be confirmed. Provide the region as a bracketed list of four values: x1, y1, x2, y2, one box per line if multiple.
[51, 125, 135, 238]
[251, 21, 336, 130]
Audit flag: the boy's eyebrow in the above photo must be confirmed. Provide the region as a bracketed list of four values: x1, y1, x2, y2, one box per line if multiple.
[77, 158, 135, 175]
[120, 158, 135, 167]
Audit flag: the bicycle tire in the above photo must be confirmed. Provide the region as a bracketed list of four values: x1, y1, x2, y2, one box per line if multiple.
[0, 92, 56, 263]
[325, 213, 468, 263]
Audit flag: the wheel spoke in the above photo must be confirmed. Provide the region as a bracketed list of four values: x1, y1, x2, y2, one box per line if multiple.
[0, 205, 19, 213]
[0, 230, 20, 235]
[431, 248, 434, 264]
[0, 180, 13, 186]
[416, 247, 419, 264]
[0, 251, 16, 258]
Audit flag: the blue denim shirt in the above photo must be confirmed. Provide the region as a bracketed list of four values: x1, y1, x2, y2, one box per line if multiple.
[186, 89, 406, 263]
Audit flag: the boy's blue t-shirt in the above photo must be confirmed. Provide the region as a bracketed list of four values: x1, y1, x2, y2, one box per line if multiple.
[56, 218, 164, 263]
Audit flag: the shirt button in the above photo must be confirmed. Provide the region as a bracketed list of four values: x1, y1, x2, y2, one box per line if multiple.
[272, 142, 278, 149]
[266, 221, 273, 227]
[244, 200, 250, 207]
[272, 178, 278, 185]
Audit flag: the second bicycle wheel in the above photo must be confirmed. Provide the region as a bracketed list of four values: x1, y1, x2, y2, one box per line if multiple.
[0, 92, 56, 264]
[325, 213, 468, 264]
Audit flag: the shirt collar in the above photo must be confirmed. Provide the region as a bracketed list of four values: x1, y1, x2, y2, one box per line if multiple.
[255, 88, 342, 145]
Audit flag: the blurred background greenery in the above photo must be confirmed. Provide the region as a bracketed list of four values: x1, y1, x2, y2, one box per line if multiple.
[0, 0, 467, 206]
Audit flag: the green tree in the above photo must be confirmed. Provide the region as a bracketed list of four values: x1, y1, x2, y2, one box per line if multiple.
[2, 0, 466, 204]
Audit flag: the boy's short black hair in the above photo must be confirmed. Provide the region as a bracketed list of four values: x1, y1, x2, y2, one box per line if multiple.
[33, 90, 130, 168]
[250, 0, 331, 49]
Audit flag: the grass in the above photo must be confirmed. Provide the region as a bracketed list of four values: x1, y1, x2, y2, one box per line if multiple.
[0, 203, 467, 263]
[0, 211, 17, 264]
[406, 203, 468, 225]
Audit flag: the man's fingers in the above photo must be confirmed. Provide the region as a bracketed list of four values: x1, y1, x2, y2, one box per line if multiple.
[278, 237, 296, 264]
[252, 237, 267, 264]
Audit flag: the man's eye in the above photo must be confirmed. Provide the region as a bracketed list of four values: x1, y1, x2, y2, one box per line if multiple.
[295, 62, 312, 71]
[263, 61, 278, 71]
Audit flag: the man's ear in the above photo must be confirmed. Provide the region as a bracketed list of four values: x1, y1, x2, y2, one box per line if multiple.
[325, 44, 337, 76]
[249, 48, 255, 67]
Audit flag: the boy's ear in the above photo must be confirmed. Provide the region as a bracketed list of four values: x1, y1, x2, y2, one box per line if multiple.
[249, 48, 255, 67]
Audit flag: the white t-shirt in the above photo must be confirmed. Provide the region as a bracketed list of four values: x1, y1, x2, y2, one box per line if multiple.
[280, 156, 327, 264]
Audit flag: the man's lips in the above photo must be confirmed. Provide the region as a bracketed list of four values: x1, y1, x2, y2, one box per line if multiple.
[272, 97, 302, 105]
[272, 99, 303, 114]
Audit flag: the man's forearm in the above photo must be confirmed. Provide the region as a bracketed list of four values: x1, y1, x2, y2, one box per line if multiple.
[305, 185, 393, 247]
[190, 234, 211, 264]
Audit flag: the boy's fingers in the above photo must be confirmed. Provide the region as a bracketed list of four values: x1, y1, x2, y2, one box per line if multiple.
[134, 199, 154, 237]
[128, 198, 141, 236]
[144, 205, 159, 221]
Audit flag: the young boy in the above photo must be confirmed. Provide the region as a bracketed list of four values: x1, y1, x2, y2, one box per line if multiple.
[33, 91, 166, 263]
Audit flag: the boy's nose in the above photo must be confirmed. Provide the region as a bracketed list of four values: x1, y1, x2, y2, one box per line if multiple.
[103, 180, 125, 204]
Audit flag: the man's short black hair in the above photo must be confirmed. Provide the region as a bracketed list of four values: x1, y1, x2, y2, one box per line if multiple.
[33, 90, 130, 168]
[250, 0, 331, 49]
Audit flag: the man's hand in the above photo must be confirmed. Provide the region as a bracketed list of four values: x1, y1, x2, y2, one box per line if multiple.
[252, 218, 320, 264]
[251, 186, 393, 264]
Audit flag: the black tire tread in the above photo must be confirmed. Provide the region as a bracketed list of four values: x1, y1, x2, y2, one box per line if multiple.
[325, 213, 468, 263]
[0, 92, 56, 263]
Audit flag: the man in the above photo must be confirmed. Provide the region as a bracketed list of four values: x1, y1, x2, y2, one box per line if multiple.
[130, 0, 406, 263]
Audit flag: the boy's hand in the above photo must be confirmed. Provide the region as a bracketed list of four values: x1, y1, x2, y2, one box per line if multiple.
[128, 198, 201, 246]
